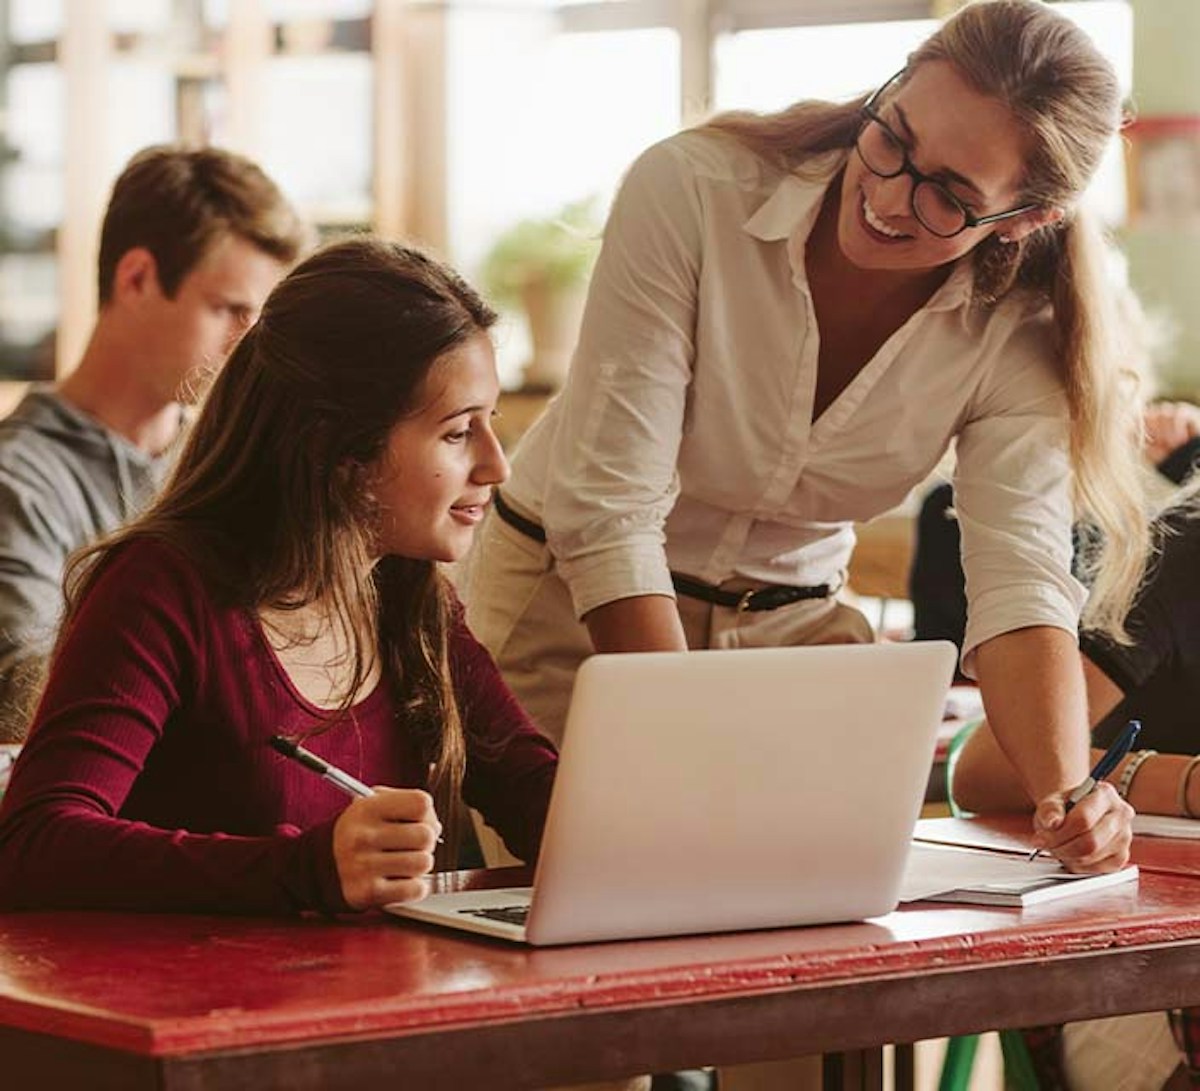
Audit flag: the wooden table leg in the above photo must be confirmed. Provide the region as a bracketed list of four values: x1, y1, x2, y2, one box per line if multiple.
[822, 1048, 884, 1091]
[893, 1043, 915, 1091]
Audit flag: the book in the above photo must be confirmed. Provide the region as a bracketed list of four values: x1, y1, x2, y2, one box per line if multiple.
[1133, 814, 1200, 840]
[901, 843, 1139, 907]
[914, 816, 1034, 855]
[914, 813, 1200, 881]
[928, 864, 1139, 907]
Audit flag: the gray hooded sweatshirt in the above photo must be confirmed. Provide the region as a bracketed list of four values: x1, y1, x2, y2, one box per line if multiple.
[0, 387, 175, 737]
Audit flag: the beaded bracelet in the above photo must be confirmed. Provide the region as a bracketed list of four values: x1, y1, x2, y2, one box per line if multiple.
[1116, 749, 1157, 801]
[1178, 755, 1200, 818]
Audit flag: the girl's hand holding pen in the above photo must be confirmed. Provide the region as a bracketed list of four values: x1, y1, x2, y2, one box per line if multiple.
[1031, 781, 1133, 874]
[269, 736, 445, 908]
[332, 788, 443, 909]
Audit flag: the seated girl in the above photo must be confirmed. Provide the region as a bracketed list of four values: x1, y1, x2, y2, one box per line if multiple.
[952, 493, 1200, 1091]
[0, 238, 557, 915]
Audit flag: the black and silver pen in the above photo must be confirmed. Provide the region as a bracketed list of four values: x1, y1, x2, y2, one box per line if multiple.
[270, 734, 373, 798]
[270, 734, 444, 843]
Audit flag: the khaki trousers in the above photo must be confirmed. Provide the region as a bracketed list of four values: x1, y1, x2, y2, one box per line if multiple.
[458, 508, 873, 748]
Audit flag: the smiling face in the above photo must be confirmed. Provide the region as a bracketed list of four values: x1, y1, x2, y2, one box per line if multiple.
[836, 60, 1054, 273]
[366, 333, 509, 563]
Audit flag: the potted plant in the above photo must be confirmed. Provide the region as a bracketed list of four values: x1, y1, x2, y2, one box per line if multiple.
[480, 197, 600, 391]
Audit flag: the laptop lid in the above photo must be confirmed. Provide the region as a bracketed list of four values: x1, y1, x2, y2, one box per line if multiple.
[391, 641, 956, 945]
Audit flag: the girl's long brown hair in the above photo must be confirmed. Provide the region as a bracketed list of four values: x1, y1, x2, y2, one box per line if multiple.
[61, 237, 497, 855]
[703, 0, 1150, 640]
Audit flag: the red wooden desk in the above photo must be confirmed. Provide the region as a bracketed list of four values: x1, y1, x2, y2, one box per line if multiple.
[3, 864, 1200, 1091]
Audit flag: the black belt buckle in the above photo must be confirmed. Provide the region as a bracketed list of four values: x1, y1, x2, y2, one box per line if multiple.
[737, 584, 830, 612]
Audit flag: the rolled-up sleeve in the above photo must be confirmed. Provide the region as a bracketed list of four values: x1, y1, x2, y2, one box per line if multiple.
[954, 314, 1088, 671]
[542, 140, 703, 619]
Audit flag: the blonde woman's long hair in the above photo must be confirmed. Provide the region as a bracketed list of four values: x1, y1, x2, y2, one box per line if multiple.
[703, 0, 1149, 639]
[60, 238, 498, 858]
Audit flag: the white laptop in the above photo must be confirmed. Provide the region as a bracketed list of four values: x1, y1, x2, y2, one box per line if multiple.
[387, 641, 957, 946]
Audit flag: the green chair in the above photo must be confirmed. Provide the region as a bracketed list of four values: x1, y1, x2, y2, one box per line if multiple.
[937, 719, 1041, 1091]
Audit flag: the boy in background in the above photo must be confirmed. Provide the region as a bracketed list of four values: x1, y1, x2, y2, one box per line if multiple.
[0, 145, 306, 739]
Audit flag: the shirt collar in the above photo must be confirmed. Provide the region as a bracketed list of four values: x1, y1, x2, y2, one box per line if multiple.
[742, 151, 843, 244]
[742, 148, 977, 315]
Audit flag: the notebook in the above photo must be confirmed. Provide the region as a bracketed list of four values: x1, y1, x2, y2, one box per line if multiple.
[901, 842, 1139, 906]
[387, 640, 957, 945]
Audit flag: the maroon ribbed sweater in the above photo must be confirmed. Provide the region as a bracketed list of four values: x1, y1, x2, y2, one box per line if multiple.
[0, 539, 556, 915]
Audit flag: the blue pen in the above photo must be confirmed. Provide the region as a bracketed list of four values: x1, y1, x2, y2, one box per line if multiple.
[1028, 719, 1141, 861]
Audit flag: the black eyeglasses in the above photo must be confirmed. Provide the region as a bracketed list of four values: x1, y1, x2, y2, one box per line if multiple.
[856, 70, 1039, 239]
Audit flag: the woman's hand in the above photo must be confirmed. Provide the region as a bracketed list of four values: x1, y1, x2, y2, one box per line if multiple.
[332, 788, 443, 909]
[1031, 781, 1133, 873]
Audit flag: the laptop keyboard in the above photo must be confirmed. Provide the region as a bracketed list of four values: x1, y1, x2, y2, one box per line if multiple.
[458, 905, 530, 927]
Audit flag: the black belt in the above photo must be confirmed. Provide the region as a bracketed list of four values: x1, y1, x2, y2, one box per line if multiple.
[494, 491, 834, 614]
[669, 572, 833, 612]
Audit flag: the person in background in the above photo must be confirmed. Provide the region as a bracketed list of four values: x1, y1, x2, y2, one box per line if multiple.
[950, 463, 1200, 1091]
[0, 238, 556, 915]
[0, 144, 306, 740]
[910, 400, 1200, 659]
[464, 0, 1144, 883]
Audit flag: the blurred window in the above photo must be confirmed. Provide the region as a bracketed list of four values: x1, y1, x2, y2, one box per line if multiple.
[260, 53, 373, 228]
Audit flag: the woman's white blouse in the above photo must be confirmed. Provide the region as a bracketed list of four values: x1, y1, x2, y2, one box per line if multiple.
[503, 129, 1087, 666]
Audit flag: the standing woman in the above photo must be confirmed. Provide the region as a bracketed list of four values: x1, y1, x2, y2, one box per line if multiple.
[0, 239, 558, 916]
[464, 0, 1144, 870]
